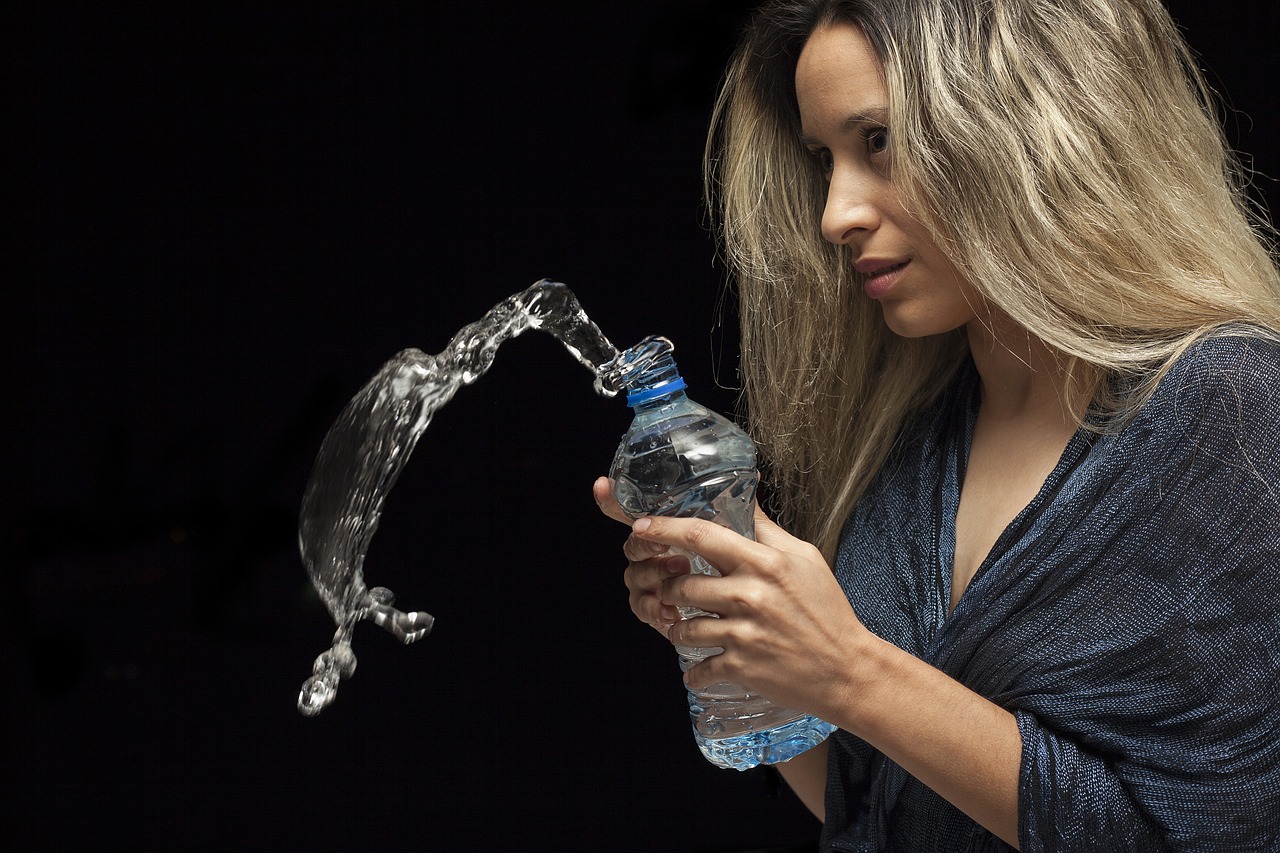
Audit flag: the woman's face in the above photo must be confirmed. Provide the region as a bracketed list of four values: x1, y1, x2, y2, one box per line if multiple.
[795, 21, 981, 338]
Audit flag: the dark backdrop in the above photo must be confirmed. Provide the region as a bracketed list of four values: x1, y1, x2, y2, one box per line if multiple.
[6, 2, 1277, 850]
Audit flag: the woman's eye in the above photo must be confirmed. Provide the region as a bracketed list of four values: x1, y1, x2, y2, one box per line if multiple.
[809, 148, 834, 175]
[866, 127, 889, 155]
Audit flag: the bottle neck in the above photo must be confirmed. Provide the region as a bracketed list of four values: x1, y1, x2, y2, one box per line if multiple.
[624, 351, 687, 410]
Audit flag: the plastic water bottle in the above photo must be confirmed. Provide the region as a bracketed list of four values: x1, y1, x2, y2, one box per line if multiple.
[609, 340, 836, 770]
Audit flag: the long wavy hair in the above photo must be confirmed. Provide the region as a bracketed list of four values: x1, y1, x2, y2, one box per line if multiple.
[706, 0, 1280, 559]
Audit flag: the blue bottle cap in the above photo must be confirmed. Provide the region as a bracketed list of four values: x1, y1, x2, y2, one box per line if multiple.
[626, 376, 687, 407]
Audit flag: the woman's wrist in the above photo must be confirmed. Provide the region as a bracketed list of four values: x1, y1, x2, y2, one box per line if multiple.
[829, 633, 1022, 844]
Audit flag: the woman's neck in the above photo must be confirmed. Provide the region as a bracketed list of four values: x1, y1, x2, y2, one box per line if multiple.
[964, 316, 1086, 426]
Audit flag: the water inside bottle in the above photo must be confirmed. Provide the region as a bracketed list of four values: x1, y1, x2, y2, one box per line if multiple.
[609, 385, 837, 769]
[295, 281, 668, 715]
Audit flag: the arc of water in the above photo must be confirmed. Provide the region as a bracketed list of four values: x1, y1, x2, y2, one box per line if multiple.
[296, 280, 627, 715]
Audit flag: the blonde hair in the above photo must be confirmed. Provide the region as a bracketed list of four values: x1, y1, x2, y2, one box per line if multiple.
[706, 0, 1280, 559]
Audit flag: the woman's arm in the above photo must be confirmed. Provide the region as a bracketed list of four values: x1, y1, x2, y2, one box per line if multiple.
[775, 739, 829, 821]
[844, 630, 1021, 845]
[629, 511, 1022, 848]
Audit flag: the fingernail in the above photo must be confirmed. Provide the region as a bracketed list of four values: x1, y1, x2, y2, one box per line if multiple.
[660, 605, 678, 622]
[632, 517, 652, 534]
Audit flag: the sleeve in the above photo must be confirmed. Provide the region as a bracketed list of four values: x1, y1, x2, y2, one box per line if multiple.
[1007, 332, 1280, 851]
[1016, 711, 1166, 850]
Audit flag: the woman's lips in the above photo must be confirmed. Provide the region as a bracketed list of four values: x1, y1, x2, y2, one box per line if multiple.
[858, 260, 909, 298]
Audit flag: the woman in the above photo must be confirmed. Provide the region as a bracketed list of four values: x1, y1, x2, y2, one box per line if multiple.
[594, 0, 1280, 849]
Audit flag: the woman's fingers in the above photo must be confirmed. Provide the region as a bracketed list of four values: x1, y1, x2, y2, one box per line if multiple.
[665, 609, 723, 647]
[592, 476, 633, 525]
[625, 552, 690, 630]
[595, 477, 688, 634]
[622, 531, 670, 564]
[619, 504, 859, 712]
[630, 515, 761, 575]
[598, 484, 804, 647]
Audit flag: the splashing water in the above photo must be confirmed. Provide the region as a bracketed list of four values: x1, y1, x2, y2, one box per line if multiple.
[296, 279, 667, 715]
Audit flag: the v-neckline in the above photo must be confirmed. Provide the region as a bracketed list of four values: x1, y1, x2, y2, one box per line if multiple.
[935, 366, 1093, 631]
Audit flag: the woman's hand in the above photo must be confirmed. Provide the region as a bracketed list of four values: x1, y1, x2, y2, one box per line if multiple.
[593, 475, 867, 719]
[633, 510, 868, 720]
[592, 476, 690, 637]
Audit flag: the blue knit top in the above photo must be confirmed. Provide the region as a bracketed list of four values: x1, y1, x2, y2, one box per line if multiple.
[823, 331, 1280, 852]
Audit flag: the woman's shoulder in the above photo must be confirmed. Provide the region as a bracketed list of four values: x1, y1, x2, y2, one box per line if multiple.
[1150, 326, 1280, 418]
[1131, 326, 1280, 473]
[1164, 325, 1280, 382]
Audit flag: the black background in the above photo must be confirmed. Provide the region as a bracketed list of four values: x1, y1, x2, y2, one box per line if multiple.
[6, 2, 1277, 850]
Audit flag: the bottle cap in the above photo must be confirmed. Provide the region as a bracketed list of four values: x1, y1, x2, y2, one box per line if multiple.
[626, 376, 687, 407]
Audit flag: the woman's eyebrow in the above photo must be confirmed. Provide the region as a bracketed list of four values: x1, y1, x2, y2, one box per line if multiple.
[799, 107, 889, 146]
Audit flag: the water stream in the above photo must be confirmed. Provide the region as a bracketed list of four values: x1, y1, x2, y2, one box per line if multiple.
[296, 280, 665, 715]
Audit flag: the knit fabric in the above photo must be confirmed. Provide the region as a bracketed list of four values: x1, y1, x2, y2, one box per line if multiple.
[821, 332, 1280, 852]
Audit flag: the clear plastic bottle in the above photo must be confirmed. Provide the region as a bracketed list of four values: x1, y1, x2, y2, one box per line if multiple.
[609, 341, 835, 770]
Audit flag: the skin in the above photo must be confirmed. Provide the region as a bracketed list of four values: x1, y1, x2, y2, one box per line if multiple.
[595, 22, 1088, 849]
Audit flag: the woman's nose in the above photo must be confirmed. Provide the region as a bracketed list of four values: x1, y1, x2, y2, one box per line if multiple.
[820, 171, 881, 246]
